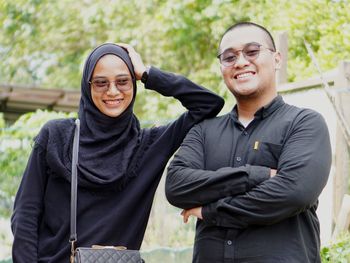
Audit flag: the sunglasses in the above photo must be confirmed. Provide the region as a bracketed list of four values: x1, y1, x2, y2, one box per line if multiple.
[89, 77, 133, 93]
[217, 42, 275, 67]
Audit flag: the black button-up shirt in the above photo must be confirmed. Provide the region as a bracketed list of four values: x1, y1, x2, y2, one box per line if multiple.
[166, 96, 332, 263]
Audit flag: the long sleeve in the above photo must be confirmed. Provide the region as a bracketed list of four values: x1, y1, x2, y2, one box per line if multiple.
[202, 110, 332, 228]
[11, 144, 47, 262]
[166, 123, 270, 209]
[145, 67, 224, 157]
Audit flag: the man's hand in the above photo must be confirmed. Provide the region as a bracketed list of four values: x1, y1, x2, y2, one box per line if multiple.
[181, 207, 203, 223]
[116, 43, 147, 80]
[270, 169, 277, 177]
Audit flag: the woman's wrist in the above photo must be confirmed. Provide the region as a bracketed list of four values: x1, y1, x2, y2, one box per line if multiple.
[141, 66, 150, 84]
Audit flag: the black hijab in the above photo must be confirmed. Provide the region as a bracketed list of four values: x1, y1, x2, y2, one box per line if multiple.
[37, 43, 154, 190]
[76, 43, 142, 188]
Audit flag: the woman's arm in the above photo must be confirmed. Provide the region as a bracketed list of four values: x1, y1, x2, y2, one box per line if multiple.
[118, 43, 224, 157]
[11, 144, 47, 262]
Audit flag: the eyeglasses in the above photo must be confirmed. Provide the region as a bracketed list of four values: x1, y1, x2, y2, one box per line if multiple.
[89, 77, 133, 93]
[217, 42, 275, 67]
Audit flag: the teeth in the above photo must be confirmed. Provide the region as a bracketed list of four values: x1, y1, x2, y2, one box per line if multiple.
[236, 72, 253, 79]
[104, 99, 122, 105]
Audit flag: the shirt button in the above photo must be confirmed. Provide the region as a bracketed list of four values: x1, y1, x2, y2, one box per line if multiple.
[227, 240, 232, 245]
[236, 157, 241, 162]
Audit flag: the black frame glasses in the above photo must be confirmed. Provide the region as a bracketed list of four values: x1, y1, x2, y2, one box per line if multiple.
[217, 42, 275, 67]
[89, 77, 133, 93]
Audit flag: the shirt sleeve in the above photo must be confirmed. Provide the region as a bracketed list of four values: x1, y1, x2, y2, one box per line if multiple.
[11, 144, 47, 262]
[202, 110, 332, 228]
[166, 123, 270, 209]
[144, 66, 224, 157]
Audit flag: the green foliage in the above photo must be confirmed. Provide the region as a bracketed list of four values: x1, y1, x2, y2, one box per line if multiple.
[0, 0, 350, 255]
[0, 114, 4, 129]
[0, 110, 76, 217]
[5, 109, 76, 138]
[1, 0, 349, 118]
[321, 233, 350, 262]
[0, 148, 28, 217]
[141, 247, 192, 263]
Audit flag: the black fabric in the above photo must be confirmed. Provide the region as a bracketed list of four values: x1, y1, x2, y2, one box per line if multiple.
[11, 64, 224, 262]
[77, 43, 141, 188]
[166, 96, 332, 263]
[38, 43, 143, 190]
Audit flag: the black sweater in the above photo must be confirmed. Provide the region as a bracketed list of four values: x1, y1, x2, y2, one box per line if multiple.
[11, 67, 224, 262]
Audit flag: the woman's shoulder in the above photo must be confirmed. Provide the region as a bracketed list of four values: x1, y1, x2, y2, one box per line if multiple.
[35, 118, 75, 146]
[42, 118, 75, 130]
[39, 118, 76, 136]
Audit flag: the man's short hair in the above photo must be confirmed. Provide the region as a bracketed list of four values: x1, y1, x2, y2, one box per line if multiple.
[220, 22, 276, 51]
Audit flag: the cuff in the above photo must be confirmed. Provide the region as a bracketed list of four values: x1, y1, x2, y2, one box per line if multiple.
[202, 202, 219, 226]
[141, 66, 151, 84]
[144, 66, 157, 90]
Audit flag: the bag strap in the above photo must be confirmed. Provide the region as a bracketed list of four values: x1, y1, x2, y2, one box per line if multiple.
[70, 119, 80, 262]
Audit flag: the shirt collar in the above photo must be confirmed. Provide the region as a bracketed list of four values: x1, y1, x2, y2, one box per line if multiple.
[230, 95, 284, 122]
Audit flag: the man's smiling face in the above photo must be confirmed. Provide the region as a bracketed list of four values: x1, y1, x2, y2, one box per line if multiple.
[219, 26, 281, 100]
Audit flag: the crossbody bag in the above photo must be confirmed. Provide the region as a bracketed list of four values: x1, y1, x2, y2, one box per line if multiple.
[70, 119, 144, 263]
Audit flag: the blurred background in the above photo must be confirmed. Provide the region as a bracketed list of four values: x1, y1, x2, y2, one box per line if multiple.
[1, 0, 350, 262]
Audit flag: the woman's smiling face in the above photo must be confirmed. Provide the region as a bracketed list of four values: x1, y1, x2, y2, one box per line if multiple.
[90, 54, 134, 117]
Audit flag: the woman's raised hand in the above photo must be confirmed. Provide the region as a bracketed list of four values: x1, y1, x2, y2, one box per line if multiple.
[116, 43, 147, 80]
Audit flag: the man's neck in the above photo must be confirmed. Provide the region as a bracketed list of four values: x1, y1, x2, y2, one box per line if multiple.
[237, 93, 277, 121]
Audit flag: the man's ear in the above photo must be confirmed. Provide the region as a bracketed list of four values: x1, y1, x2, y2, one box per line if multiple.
[274, 51, 282, 70]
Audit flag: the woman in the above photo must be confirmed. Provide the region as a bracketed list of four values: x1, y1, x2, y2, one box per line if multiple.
[11, 43, 224, 262]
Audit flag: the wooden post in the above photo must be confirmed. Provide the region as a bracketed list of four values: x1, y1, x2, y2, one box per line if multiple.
[332, 194, 350, 239]
[275, 31, 288, 85]
[333, 61, 350, 228]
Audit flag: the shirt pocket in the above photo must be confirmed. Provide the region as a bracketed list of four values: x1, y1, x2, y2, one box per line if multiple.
[247, 141, 282, 169]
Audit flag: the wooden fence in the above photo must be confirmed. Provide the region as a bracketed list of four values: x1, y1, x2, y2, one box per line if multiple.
[278, 61, 350, 238]
[0, 84, 80, 123]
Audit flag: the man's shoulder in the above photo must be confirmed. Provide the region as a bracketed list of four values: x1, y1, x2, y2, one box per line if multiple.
[279, 103, 326, 126]
[198, 113, 231, 127]
[280, 102, 322, 118]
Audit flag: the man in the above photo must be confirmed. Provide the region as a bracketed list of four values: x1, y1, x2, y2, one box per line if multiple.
[166, 22, 331, 263]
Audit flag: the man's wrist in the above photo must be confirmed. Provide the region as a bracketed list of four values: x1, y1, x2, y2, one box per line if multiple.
[202, 203, 218, 226]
